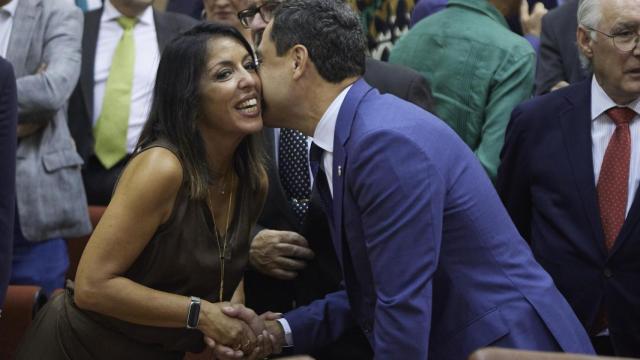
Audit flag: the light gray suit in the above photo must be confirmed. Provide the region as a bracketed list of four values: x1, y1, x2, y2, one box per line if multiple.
[7, 0, 91, 241]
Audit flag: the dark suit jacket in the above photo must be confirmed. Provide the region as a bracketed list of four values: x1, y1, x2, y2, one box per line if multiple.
[535, 0, 589, 95]
[0, 57, 17, 307]
[166, 0, 203, 19]
[497, 80, 640, 356]
[244, 59, 432, 359]
[68, 9, 197, 161]
[285, 79, 593, 358]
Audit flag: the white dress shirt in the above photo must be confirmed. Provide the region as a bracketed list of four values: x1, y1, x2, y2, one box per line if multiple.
[94, 0, 160, 154]
[0, 0, 18, 57]
[591, 76, 640, 215]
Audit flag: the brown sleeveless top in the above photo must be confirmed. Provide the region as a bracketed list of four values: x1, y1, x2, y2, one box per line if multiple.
[16, 140, 265, 360]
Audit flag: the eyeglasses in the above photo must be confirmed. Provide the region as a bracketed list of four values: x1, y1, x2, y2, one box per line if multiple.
[586, 26, 640, 52]
[237, 1, 281, 29]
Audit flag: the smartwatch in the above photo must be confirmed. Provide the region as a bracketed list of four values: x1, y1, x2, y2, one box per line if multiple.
[186, 296, 201, 329]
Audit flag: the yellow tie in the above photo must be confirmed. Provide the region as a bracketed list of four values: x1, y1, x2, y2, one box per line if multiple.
[93, 16, 136, 169]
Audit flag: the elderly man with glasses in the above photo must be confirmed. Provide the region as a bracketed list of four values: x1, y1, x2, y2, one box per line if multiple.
[234, 1, 433, 359]
[498, 0, 640, 356]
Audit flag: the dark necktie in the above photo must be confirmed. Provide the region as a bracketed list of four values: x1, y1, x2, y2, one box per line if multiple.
[309, 142, 333, 218]
[597, 107, 635, 251]
[279, 128, 311, 223]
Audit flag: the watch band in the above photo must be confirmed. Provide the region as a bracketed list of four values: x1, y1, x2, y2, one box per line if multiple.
[186, 296, 201, 329]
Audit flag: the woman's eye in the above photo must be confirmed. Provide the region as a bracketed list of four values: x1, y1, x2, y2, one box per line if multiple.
[215, 69, 232, 81]
[244, 61, 259, 71]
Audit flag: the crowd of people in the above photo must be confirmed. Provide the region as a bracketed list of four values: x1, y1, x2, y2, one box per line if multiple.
[0, 0, 638, 358]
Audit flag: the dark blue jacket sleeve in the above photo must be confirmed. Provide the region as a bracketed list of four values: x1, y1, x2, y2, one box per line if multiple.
[0, 57, 17, 308]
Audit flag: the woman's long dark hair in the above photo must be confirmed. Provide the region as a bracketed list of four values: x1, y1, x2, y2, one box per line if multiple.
[136, 22, 267, 202]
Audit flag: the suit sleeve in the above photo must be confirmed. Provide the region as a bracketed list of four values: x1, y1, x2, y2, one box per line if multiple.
[406, 73, 434, 112]
[350, 130, 443, 359]
[283, 288, 354, 353]
[16, 4, 82, 122]
[496, 105, 533, 241]
[476, 50, 534, 181]
[0, 59, 17, 307]
[534, 14, 566, 95]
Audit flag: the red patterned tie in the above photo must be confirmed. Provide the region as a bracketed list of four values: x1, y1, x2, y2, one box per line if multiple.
[597, 107, 636, 251]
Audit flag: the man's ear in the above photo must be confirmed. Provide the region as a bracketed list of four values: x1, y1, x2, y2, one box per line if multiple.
[290, 45, 309, 80]
[576, 26, 594, 60]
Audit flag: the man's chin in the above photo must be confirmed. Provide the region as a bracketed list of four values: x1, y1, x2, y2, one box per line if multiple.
[261, 109, 280, 128]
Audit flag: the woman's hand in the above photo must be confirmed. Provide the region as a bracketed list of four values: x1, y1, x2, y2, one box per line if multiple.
[198, 301, 260, 354]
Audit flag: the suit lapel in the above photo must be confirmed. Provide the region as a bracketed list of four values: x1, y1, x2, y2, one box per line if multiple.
[154, 10, 171, 53]
[81, 10, 102, 123]
[611, 171, 640, 255]
[7, 0, 40, 73]
[559, 81, 608, 257]
[332, 79, 372, 260]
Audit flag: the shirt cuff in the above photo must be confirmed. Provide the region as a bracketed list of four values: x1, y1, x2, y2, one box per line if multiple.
[276, 318, 294, 347]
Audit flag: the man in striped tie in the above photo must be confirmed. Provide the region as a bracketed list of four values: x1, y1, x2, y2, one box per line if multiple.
[498, 0, 640, 356]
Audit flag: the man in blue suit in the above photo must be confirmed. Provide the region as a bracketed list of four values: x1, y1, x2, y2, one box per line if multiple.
[498, 0, 640, 356]
[225, 0, 596, 358]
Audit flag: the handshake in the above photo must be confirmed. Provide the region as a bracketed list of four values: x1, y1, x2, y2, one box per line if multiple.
[197, 301, 288, 360]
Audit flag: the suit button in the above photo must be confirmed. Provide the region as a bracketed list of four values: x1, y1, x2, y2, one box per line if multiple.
[604, 268, 613, 278]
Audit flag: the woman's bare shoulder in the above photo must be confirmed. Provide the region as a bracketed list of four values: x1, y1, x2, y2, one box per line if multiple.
[115, 147, 184, 205]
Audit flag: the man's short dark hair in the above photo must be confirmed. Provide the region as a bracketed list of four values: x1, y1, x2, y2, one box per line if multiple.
[270, 0, 366, 83]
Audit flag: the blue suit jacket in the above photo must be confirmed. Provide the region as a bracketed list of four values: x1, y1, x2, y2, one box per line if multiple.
[284, 79, 594, 359]
[0, 57, 17, 307]
[498, 80, 640, 356]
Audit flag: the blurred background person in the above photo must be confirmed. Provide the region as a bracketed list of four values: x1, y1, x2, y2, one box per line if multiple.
[204, 0, 252, 41]
[1, 0, 91, 295]
[410, 0, 548, 53]
[17, 23, 271, 360]
[67, 0, 196, 207]
[390, 0, 536, 181]
[535, 0, 590, 94]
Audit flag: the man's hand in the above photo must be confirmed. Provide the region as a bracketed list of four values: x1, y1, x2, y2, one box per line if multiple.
[36, 63, 47, 74]
[17, 63, 49, 138]
[17, 123, 44, 138]
[520, 0, 548, 37]
[250, 229, 314, 280]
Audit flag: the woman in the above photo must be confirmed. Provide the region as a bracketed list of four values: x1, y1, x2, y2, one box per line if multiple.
[17, 23, 270, 360]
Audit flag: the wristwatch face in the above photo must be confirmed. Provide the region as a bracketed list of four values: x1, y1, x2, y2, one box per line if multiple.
[187, 297, 201, 329]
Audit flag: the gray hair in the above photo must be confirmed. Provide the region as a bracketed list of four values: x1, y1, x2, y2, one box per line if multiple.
[577, 0, 602, 70]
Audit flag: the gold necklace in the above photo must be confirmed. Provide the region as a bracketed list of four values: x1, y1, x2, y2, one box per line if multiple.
[208, 173, 234, 302]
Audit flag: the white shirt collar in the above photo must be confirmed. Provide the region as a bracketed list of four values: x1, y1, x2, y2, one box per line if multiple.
[1, 0, 19, 17]
[102, 0, 154, 26]
[591, 75, 640, 121]
[312, 85, 353, 153]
